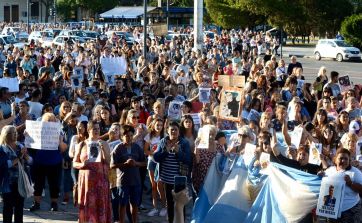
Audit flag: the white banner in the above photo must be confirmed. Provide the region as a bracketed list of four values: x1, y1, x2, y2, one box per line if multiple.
[0, 77, 19, 92]
[100, 56, 128, 75]
[24, 120, 61, 150]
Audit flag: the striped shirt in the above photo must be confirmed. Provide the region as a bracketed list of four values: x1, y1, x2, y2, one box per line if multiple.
[159, 153, 179, 184]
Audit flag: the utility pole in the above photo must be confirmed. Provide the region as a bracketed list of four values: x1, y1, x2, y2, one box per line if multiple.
[27, 0, 30, 33]
[166, 0, 169, 30]
[143, 0, 147, 61]
[53, 0, 56, 25]
[193, 0, 203, 52]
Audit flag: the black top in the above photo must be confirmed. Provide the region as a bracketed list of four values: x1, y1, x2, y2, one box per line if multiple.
[271, 153, 321, 175]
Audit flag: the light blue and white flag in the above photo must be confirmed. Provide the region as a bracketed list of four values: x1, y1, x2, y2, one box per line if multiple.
[245, 163, 322, 223]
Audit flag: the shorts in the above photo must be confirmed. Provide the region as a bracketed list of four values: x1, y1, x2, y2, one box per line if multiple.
[118, 185, 142, 206]
[147, 159, 157, 171]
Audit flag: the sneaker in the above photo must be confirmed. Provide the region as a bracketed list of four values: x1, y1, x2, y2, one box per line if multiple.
[50, 202, 58, 211]
[29, 202, 40, 212]
[147, 208, 159, 217]
[159, 207, 167, 217]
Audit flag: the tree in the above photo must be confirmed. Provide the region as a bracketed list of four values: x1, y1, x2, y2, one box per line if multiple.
[340, 14, 362, 48]
[56, 0, 77, 21]
[205, 0, 264, 29]
[76, 0, 118, 15]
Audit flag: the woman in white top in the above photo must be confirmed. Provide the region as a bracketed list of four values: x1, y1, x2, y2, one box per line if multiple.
[324, 148, 362, 223]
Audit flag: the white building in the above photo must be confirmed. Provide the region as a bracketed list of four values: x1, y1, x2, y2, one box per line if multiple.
[0, 0, 49, 23]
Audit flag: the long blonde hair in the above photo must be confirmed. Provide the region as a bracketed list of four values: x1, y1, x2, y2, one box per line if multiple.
[0, 125, 16, 146]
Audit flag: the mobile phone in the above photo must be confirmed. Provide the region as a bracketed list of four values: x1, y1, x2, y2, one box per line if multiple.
[174, 176, 187, 193]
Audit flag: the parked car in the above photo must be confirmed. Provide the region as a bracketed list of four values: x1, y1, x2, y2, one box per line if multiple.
[43, 28, 62, 38]
[83, 30, 100, 41]
[1, 27, 29, 42]
[105, 31, 134, 45]
[314, 39, 361, 62]
[28, 31, 53, 43]
[58, 30, 89, 40]
[0, 35, 25, 51]
[42, 35, 85, 48]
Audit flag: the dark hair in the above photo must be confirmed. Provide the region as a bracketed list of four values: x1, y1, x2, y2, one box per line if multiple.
[121, 124, 135, 136]
[333, 148, 351, 169]
[87, 120, 100, 131]
[168, 121, 180, 130]
[32, 89, 42, 99]
[330, 71, 339, 79]
[180, 115, 196, 138]
[182, 100, 192, 112]
[215, 131, 226, 140]
[297, 146, 309, 155]
[0, 87, 9, 98]
[41, 103, 53, 115]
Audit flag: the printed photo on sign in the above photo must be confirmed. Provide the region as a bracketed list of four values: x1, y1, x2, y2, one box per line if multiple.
[106, 75, 115, 86]
[338, 75, 352, 93]
[197, 126, 211, 149]
[259, 152, 270, 169]
[219, 87, 243, 122]
[168, 101, 182, 121]
[71, 75, 82, 89]
[308, 142, 322, 165]
[86, 86, 97, 95]
[199, 88, 211, 103]
[73, 66, 84, 77]
[87, 141, 101, 162]
[289, 126, 304, 149]
[316, 178, 345, 219]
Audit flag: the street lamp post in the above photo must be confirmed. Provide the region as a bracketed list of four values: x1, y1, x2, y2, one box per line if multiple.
[143, 0, 147, 61]
[27, 0, 30, 33]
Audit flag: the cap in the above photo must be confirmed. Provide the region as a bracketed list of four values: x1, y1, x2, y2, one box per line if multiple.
[349, 120, 361, 135]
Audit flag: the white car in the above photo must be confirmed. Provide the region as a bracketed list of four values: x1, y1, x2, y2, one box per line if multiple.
[42, 35, 85, 48]
[28, 31, 53, 43]
[314, 39, 361, 62]
[1, 27, 28, 42]
[0, 35, 25, 51]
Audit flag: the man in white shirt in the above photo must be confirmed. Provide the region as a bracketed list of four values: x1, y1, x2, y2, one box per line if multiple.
[28, 89, 43, 119]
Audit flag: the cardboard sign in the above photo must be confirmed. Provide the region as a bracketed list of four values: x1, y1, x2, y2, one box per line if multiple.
[289, 126, 304, 149]
[219, 87, 243, 122]
[316, 177, 345, 219]
[217, 75, 245, 88]
[0, 77, 19, 92]
[24, 120, 61, 150]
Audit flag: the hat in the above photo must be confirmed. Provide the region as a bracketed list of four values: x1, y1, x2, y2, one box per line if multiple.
[237, 126, 253, 138]
[349, 120, 361, 135]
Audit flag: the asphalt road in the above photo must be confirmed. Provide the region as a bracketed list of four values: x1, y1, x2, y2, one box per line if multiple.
[280, 45, 362, 84]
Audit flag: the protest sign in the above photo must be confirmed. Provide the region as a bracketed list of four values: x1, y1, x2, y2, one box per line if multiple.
[86, 86, 97, 95]
[0, 77, 19, 92]
[71, 75, 82, 89]
[308, 142, 322, 165]
[259, 152, 270, 169]
[100, 56, 128, 76]
[106, 74, 115, 86]
[73, 66, 84, 77]
[24, 120, 61, 150]
[316, 178, 345, 219]
[243, 143, 256, 167]
[218, 75, 245, 88]
[189, 113, 201, 131]
[87, 141, 101, 162]
[197, 126, 211, 149]
[219, 87, 243, 122]
[168, 100, 182, 121]
[199, 88, 211, 103]
[289, 126, 304, 148]
[338, 75, 353, 93]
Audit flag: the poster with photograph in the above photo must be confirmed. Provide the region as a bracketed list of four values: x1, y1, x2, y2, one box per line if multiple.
[199, 88, 211, 103]
[168, 100, 182, 121]
[106, 74, 115, 86]
[338, 75, 353, 93]
[243, 143, 256, 167]
[86, 86, 97, 95]
[71, 74, 83, 89]
[289, 126, 304, 148]
[87, 141, 101, 162]
[309, 142, 322, 165]
[73, 66, 84, 78]
[259, 152, 270, 169]
[197, 126, 211, 149]
[316, 178, 345, 219]
[189, 113, 201, 131]
[218, 87, 243, 122]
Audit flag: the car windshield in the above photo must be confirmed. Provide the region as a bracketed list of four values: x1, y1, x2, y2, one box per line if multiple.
[335, 41, 352, 47]
[41, 32, 53, 38]
[71, 37, 85, 43]
[85, 32, 98, 38]
[73, 31, 87, 37]
[3, 35, 18, 44]
[12, 27, 20, 33]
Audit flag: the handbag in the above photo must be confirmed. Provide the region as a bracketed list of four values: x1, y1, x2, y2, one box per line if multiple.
[18, 161, 34, 198]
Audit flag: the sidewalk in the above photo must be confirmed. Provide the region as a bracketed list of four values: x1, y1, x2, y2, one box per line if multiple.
[0, 183, 193, 223]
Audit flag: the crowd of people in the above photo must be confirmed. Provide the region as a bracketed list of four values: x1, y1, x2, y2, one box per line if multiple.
[0, 22, 362, 223]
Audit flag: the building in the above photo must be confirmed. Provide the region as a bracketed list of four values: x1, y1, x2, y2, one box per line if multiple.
[1, 0, 49, 23]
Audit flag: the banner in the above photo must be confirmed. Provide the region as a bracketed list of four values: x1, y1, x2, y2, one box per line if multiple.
[100, 56, 128, 75]
[24, 120, 61, 150]
[0, 77, 19, 92]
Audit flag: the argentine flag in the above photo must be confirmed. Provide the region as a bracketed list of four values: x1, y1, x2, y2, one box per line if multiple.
[192, 155, 322, 223]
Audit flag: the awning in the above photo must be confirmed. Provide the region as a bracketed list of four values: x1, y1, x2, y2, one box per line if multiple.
[99, 6, 156, 19]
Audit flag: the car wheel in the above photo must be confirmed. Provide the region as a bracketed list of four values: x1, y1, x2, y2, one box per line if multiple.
[336, 53, 343, 62]
[315, 52, 321, 61]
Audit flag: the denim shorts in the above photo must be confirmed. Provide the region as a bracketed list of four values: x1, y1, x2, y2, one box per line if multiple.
[147, 159, 157, 171]
[118, 185, 142, 206]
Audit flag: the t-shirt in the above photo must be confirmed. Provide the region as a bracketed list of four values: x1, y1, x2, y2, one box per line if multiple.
[144, 134, 161, 161]
[325, 166, 362, 211]
[28, 101, 43, 119]
[111, 143, 145, 187]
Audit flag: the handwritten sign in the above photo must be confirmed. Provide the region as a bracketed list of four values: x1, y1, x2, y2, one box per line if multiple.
[100, 56, 128, 76]
[0, 77, 19, 92]
[24, 120, 61, 150]
[218, 75, 245, 88]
